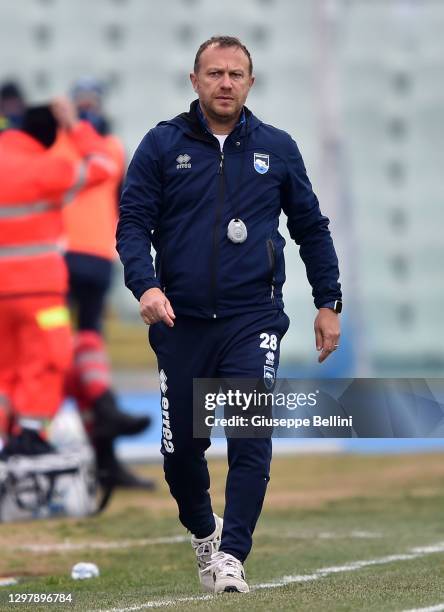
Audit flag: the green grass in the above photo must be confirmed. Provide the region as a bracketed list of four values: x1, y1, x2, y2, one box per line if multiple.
[1, 453, 444, 611]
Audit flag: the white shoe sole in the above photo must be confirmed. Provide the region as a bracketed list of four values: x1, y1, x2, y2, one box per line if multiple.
[214, 577, 250, 594]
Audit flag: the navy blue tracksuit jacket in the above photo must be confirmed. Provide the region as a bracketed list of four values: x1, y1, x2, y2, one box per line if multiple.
[117, 100, 341, 315]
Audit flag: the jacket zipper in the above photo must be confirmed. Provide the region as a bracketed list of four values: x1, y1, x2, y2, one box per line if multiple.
[266, 239, 276, 303]
[210, 152, 225, 318]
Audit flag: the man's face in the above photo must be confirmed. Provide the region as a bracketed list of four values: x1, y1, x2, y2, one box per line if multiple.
[73, 91, 101, 114]
[190, 44, 254, 124]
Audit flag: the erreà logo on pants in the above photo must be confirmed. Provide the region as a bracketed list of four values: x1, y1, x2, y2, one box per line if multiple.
[159, 369, 168, 394]
[159, 369, 174, 453]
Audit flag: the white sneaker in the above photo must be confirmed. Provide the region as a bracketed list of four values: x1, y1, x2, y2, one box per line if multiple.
[204, 551, 249, 594]
[191, 514, 223, 592]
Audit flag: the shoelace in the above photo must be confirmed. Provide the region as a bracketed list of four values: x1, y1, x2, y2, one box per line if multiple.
[202, 552, 244, 578]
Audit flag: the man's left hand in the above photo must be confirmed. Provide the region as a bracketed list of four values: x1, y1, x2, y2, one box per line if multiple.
[314, 308, 341, 363]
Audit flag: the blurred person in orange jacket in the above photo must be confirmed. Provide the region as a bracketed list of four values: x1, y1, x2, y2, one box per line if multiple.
[0, 97, 118, 457]
[55, 78, 154, 490]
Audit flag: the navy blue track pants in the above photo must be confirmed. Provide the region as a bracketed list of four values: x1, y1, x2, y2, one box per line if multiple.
[148, 309, 289, 562]
[65, 252, 113, 333]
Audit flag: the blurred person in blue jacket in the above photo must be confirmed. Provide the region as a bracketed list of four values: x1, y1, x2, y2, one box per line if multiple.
[0, 81, 25, 131]
[117, 36, 342, 594]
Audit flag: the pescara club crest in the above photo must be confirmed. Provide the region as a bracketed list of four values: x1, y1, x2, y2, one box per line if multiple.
[254, 153, 269, 174]
[263, 365, 275, 390]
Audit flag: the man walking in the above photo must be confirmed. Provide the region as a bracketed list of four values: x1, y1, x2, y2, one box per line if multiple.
[117, 36, 342, 593]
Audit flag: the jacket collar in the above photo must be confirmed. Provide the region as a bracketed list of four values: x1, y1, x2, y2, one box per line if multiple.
[162, 99, 260, 141]
[196, 102, 245, 133]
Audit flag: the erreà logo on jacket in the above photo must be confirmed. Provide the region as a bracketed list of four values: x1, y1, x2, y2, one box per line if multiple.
[176, 153, 191, 169]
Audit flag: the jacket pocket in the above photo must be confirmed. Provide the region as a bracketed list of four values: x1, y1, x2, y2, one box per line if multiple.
[266, 239, 276, 302]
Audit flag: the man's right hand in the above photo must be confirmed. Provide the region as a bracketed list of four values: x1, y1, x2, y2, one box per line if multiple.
[139, 288, 176, 327]
[51, 96, 78, 131]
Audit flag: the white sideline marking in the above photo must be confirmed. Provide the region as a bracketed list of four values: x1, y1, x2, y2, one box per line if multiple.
[349, 530, 383, 539]
[12, 535, 189, 553]
[403, 606, 444, 612]
[103, 595, 214, 611]
[0, 578, 17, 586]
[268, 529, 383, 540]
[411, 544, 444, 554]
[304, 530, 383, 540]
[10, 530, 382, 553]
[99, 541, 444, 611]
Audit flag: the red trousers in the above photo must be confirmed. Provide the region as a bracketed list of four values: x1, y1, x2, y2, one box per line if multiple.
[0, 294, 72, 436]
[64, 330, 111, 436]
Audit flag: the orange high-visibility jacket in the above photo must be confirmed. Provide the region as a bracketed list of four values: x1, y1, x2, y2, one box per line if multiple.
[0, 121, 117, 296]
[54, 131, 125, 261]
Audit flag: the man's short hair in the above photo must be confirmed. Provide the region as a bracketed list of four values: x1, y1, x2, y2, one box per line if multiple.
[194, 36, 253, 75]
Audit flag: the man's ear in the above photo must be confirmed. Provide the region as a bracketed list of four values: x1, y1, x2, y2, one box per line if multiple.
[190, 73, 198, 93]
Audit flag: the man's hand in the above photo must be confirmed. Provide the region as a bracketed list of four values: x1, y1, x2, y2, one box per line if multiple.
[314, 308, 340, 363]
[51, 96, 78, 131]
[139, 288, 176, 327]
